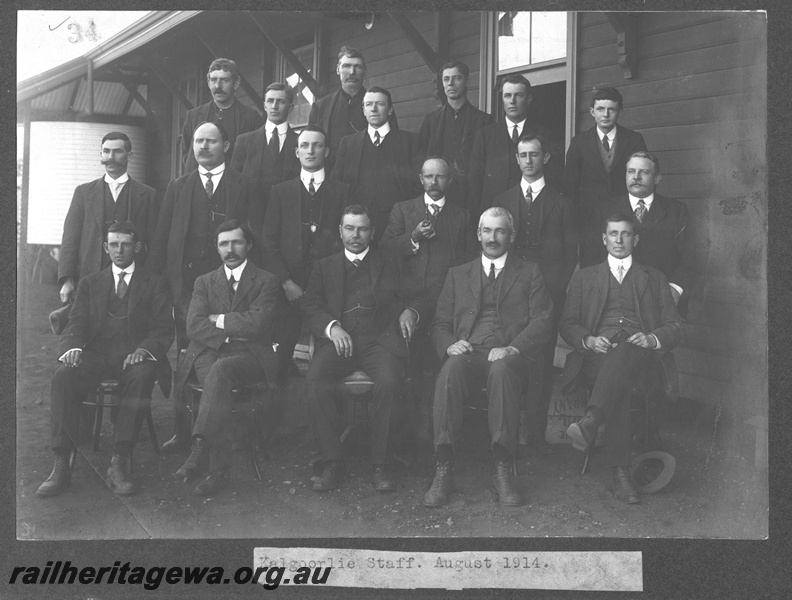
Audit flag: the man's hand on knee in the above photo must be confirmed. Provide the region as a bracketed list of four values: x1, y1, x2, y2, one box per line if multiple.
[329, 324, 354, 357]
[487, 346, 519, 362]
[446, 340, 473, 356]
[123, 348, 151, 370]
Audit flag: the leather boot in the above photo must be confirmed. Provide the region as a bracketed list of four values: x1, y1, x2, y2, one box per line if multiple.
[612, 467, 640, 504]
[175, 437, 206, 482]
[312, 460, 341, 492]
[423, 461, 454, 507]
[193, 468, 229, 496]
[36, 454, 71, 497]
[106, 454, 138, 495]
[492, 460, 523, 506]
[567, 410, 602, 452]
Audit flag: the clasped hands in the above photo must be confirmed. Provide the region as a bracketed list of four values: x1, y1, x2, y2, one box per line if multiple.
[446, 340, 519, 362]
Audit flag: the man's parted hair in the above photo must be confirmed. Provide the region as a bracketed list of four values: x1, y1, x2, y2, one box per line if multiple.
[107, 220, 138, 244]
[194, 120, 230, 144]
[591, 87, 624, 109]
[365, 86, 393, 108]
[440, 60, 470, 78]
[215, 219, 254, 245]
[298, 124, 328, 146]
[265, 81, 295, 105]
[102, 131, 132, 152]
[478, 206, 515, 234]
[499, 74, 531, 93]
[207, 58, 240, 81]
[337, 45, 365, 64]
[603, 212, 640, 235]
[340, 204, 370, 224]
[516, 129, 549, 155]
[628, 151, 661, 175]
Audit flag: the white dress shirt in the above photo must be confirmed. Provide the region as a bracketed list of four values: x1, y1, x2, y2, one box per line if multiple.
[505, 118, 526, 139]
[598, 127, 617, 148]
[300, 167, 325, 193]
[104, 172, 129, 201]
[215, 260, 248, 330]
[367, 122, 391, 144]
[481, 252, 508, 279]
[198, 163, 225, 191]
[521, 175, 546, 200]
[265, 121, 289, 151]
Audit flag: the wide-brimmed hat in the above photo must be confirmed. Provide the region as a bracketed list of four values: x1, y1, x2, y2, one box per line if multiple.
[49, 304, 72, 336]
[630, 451, 676, 494]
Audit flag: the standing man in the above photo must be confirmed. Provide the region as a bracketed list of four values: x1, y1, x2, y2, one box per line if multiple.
[561, 213, 682, 504]
[261, 125, 349, 382]
[493, 131, 578, 452]
[331, 86, 421, 243]
[564, 88, 647, 267]
[596, 152, 692, 311]
[231, 82, 301, 231]
[301, 206, 427, 492]
[149, 121, 256, 452]
[418, 60, 493, 211]
[425, 208, 553, 508]
[309, 45, 398, 170]
[174, 220, 280, 496]
[37, 222, 173, 497]
[181, 58, 263, 174]
[58, 132, 158, 304]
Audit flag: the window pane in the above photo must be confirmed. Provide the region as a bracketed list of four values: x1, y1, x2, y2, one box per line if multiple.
[531, 12, 566, 63]
[286, 44, 315, 126]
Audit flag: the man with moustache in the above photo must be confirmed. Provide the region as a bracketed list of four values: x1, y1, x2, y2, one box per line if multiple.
[331, 86, 421, 244]
[262, 125, 349, 382]
[231, 82, 301, 231]
[37, 222, 173, 497]
[493, 131, 578, 453]
[58, 132, 158, 305]
[149, 121, 256, 452]
[418, 60, 493, 211]
[181, 58, 263, 174]
[425, 208, 553, 508]
[309, 46, 398, 170]
[174, 220, 280, 496]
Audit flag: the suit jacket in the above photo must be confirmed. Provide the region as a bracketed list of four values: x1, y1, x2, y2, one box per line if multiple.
[230, 124, 301, 230]
[379, 196, 476, 307]
[261, 177, 349, 288]
[175, 263, 280, 395]
[147, 169, 255, 304]
[431, 254, 553, 361]
[59, 265, 174, 396]
[596, 193, 693, 294]
[492, 183, 578, 311]
[418, 102, 493, 175]
[559, 259, 683, 399]
[301, 249, 428, 358]
[181, 100, 263, 174]
[58, 177, 159, 284]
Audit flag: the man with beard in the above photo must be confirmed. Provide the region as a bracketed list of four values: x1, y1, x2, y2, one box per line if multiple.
[58, 131, 158, 305]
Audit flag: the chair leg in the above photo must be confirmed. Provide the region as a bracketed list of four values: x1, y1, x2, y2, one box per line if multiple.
[69, 447, 78, 470]
[92, 398, 104, 452]
[146, 405, 160, 455]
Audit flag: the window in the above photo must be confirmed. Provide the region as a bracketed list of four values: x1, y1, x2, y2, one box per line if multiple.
[277, 36, 317, 127]
[498, 11, 567, 71]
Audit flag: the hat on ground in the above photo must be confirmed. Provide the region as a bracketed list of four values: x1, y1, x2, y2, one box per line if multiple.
[630, 451, 676, 494]
[49, 304, 72, 336]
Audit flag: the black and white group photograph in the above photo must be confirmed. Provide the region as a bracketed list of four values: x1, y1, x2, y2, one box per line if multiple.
[12, 7, 775, 588]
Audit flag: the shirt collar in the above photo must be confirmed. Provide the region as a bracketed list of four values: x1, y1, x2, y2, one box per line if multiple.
[481, 252, 508, 271]
[598, 127, 617, 142]
[628, 193, 654, 210]
[198, 163, 225, 176]
[368, 122, 391, 142]
[446, 101, 469, 117]
[105, 172, 129, 185]
[505, 117, 526, 132]
[224, 259, 248, 281]
[521, 176, 546, 198]
[112, 261, 136, 276]
[424, 194, 446, 208]
[344, 247, 370, 263]
[300, 168, 325, 187]
[607, 253, 633, 272]
[265, 121, 288, 135]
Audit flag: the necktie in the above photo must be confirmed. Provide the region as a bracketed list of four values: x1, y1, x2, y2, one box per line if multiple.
[269, 129, 280, 156]
[116, 272, 128, 299]
[511, 124, 519, 145]
[353, 258, 362, 268]
[602, 135, 610, 152]
[229, 275, 237, 298]
[308, 176, 316, 195]
[488, 262, 496, 282]
[635, 199, 647, 223]
[204, 172, 214, 198]
[525, 185, 533, 203]
[110, 181, 121, 201]
[429, 203, 440, 216]
[374, 131, 381, 147]
[617, 264, 625, 284]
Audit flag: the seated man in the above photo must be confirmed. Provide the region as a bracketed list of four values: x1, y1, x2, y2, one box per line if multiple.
[37, 222, 173, 497]
[561, 213, 682, 504]
[174, 220, 280, 496]
[426, 207, 553, 508]
[301, 205, 427, 492]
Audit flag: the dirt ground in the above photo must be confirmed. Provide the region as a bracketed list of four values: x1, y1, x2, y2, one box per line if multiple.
[15, 279, 768, 540]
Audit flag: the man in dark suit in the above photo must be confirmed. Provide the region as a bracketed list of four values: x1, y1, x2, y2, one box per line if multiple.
[37, 222, 173, 497]
[309, 45, 398, 171]
[564, 87, 647, 267]
[493, 131, 578, 453]
[181, 58, 263, 174]
[149, 121, 256, 452]
[331, 86, 422, 244]
[262, 125, 349, 382]
[596, 151, 692, 310]
[561, 213, 682, 504]
[418, 60, 493, 211]
[469, 75, 561, 215]
[230, 82, 301, 231]
[425, 208, 553, 508]
[301, 206, 426, 493]
[174, 220, 280, 496]
[58, 131, 158, 304]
